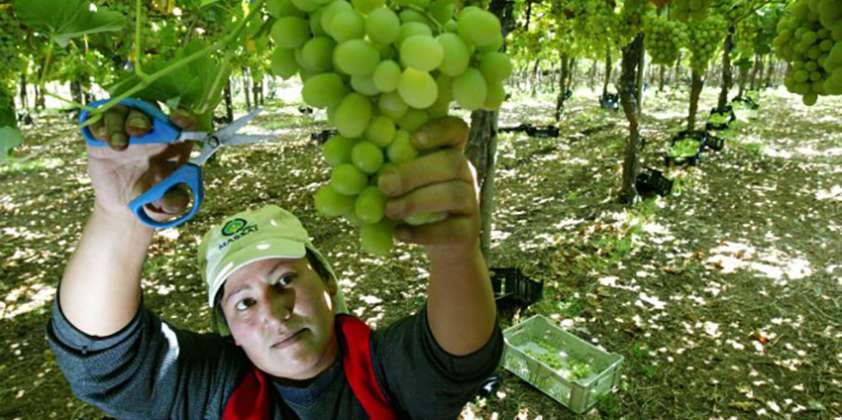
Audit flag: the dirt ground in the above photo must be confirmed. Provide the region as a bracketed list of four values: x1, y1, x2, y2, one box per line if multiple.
[1, 84, 840, 419]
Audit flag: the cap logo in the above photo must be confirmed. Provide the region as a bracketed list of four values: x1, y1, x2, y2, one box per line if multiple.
[222, 218, 247, 236]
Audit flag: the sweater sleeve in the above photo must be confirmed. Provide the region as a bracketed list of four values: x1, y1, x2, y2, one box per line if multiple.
[46, 294, 248, 420]
[370, 303, 504, 420]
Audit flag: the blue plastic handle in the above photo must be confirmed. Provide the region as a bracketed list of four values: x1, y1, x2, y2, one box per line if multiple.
[79, 98, 181, 148]
[128, 164, 204, 229]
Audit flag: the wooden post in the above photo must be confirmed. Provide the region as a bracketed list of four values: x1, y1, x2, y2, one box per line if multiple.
[717, 28, 734, 109]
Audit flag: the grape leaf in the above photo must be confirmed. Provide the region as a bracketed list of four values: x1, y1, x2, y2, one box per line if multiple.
[0, 127, 23, 162]
[109, 40, 229, 131]
[14, 0, 126, 47]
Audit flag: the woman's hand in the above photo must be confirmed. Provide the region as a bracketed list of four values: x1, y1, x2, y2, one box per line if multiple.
[378, 117, 481, 255]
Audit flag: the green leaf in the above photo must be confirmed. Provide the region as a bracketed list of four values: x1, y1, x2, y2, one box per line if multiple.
[14, 0, 126, 47]
[0, 127, 23, 162]
[201, 0, 221, 6]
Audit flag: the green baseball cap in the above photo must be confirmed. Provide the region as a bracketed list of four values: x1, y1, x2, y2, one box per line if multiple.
[198, 205, 347, 321]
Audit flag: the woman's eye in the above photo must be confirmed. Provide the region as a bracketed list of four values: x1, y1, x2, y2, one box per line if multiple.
[235, 298, 255, 312]
[276, 274, 297, 287]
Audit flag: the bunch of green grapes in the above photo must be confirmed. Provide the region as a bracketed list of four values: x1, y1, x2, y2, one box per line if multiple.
[773, 0, 842, 105]
[644, 16, 688, 66]
[686, 17, 725, 72]
[266, 0, 511, 255]
[671, 0, 713, 21]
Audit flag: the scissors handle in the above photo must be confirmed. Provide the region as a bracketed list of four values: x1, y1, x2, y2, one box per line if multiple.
[79, 98, 182, 148]
[128, 164, 204, 229]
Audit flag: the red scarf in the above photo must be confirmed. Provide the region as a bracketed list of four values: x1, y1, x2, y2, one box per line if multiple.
[222, 314, 397, 420]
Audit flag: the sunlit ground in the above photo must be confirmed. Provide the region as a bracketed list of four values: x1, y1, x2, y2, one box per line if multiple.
[1, 82, 840, 419]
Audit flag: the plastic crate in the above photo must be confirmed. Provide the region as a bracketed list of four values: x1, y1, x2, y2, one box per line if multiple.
[502, 315, 623, 414]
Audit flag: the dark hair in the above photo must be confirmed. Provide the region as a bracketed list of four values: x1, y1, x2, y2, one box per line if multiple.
[211, 250, 330, 335]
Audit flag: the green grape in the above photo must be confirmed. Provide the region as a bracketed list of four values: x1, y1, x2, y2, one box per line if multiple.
[829, 42, 842, 67]
[268, 0, 306, 18]
[397, 22, 433, 46]
[398, 108, 429, 132]
[352, 0, 385, 14]
[335, 93, 373, 137]
[478, 51, 512, 83]
[456, 9, 501, 48]
[351, 74, 380, 95]
[397, 68, 438, 108]
[291, 0, 322, 12]
[483, 80, 505, 110]
[331, 163, 368, 195]
[333, 39, 380, 75]
[399, 9, 430, 25]
[272, 17, 312, 48]
[315, 184, 355, 217]
[378, 91, 410, 119]
[322, 135, 356, 166]
[302, 73, 347, 109]
[310, 9, 328, 36]
[351, 141, 384, 174]
[325, 9, 365, 42]
[387, 130, 418, 163]
[436, 33, 470, 76]
[365, 7, 401, 45]
[400, 35, 444, 71]
[373, 60, 402, 92]
[355, 186, 387, 224]
[300, 36, 336, 72]
[321, 0, 353, 29]
[365, 116, 396, 147]
[360, 220, 394, 256]
[452, 67, 487, 110]
[270, 48, 300, 78]
[429, 0, 455, 24]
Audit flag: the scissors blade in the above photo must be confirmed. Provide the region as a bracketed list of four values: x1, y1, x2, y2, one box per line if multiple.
[216, 108, 263, 138]
[221, 134, 275, 146]
[178, 131, 209, 142]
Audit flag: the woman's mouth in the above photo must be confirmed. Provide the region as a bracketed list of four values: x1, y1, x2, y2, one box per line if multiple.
[271, 329, 306, 349]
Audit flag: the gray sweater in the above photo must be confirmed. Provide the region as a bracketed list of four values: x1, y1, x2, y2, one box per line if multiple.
[47, 296, 503, 419]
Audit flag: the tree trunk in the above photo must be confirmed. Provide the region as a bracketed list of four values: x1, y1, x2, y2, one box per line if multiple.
[687, 69, 703, 131]
[764, 55, 774, 88]
[717, 28, 734, 109]
[252, 71, 262, 106]
[242, 67, 252, 111]
[619, 34, 644, 205]
[34, 85, 45, 110]
[673, 52, 682, 85]
[19, 73, 28, 110]
[525, 0, 533, 30]
[466, 110, 499, 261]
[70, 81, 83, 107]
[636, 38, 646, 110]
[224, 78, 234, 124]
[589, 59, 598, 91]
[530, 59, 540, 96]
[737, 64, 747, 97]
[603, 49, 613, 97]
[567, 58, 576, 90]
[749, 55, 760, 91]
[659, 65, 666, 92]
[555, 54, 570, 122]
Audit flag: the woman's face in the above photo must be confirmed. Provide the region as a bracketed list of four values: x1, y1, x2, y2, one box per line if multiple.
[221, 257, 338, 380]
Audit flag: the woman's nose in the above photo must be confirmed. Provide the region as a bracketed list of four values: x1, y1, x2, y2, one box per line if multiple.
[261, 293, 293, 326]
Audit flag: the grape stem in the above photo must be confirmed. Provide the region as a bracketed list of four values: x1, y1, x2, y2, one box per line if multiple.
[80, 0, 266, 125]
[405, 4, 444, 33]
[134, 0, 148, 79]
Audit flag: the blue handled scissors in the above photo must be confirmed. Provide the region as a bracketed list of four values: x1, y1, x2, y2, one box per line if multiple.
[79, 98, 274, 229]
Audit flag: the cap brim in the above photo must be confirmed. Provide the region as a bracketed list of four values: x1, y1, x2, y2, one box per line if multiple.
[206, 237, 306, 307]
